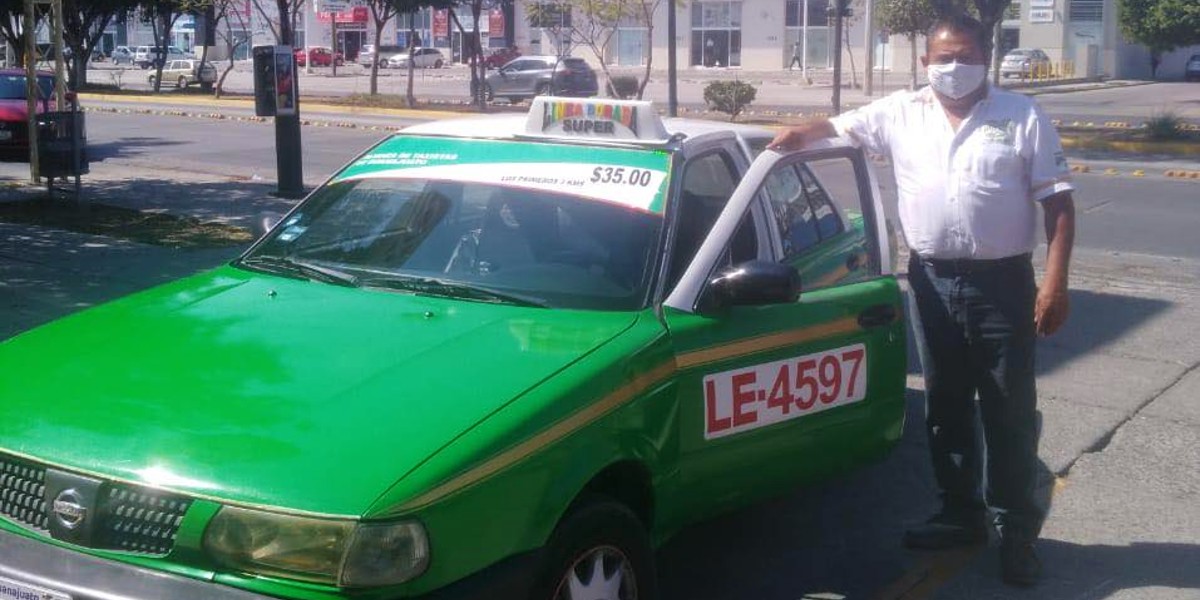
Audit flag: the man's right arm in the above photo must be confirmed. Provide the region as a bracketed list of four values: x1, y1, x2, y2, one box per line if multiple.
[767, 119, 837, 152]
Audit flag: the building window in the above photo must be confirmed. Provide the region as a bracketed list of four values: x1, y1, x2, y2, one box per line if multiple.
[1069, 0, 1102, 22]
[783, 0, 830, 69]
[1005, 1, 1021, 20]
[528, 2, 572, 28]
[784, 0, 829, 27]
[691, 1, 742, 67]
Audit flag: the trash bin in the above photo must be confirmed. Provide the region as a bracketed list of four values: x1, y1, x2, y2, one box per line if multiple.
[37, 110, 88, 179]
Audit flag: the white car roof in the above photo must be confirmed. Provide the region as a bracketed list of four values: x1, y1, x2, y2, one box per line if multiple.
[401, 112, 776, 147]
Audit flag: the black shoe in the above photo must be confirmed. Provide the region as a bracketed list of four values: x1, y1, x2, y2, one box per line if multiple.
[903, 511, 989, 550]
[1000, 536, 1041, 587]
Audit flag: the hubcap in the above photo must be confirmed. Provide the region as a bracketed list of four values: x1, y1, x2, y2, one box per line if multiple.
[554, 545, 637, 600]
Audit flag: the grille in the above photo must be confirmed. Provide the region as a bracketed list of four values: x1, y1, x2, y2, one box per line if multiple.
[0, 455, 49, 532]
[0, 453, 192, 555]
[96, 486, 191, 555]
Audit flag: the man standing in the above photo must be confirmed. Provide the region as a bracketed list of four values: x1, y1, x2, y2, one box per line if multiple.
[790, 40, 803, 70]
[770, 15, 1074, 587]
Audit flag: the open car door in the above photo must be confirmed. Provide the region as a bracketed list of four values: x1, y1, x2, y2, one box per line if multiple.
[662, 142, 907, 520]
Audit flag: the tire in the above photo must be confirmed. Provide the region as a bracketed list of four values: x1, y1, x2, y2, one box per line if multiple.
[434, 59, 444, 68]
[482, 83, 493, 101]
[532, 499, 655, 600]
[535, 82, 552, 97]
[177, 76, 188, 89]
[148, 75, 156, 86]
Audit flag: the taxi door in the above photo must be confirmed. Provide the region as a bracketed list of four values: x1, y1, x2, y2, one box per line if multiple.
[662, 143, 906, 520]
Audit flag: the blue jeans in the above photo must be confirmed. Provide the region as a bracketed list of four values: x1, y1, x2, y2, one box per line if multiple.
[908, 253, 1044, 539]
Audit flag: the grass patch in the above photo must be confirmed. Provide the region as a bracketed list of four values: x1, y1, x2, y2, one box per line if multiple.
[0, 198, 253, 248]
[1145, 111, 1188, 141]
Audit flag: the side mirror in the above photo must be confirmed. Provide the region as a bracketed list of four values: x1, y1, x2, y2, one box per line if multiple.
[703, 260, 801, 311]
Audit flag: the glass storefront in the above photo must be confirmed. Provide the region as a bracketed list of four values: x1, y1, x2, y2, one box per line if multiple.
[783, 0, 830, 69]
[690, 1, 742, 67]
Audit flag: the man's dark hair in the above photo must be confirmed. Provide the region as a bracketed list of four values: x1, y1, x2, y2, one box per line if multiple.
[925, 14, 990, 56]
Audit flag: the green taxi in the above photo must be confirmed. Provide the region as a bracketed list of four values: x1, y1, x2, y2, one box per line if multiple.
[0, 98, 906, 600]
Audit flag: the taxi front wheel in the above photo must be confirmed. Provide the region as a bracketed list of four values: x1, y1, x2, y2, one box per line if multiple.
[534, 498, 656, 600]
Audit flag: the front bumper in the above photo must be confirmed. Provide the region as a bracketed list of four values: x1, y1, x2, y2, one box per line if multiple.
[1, 527, 542, 600]
[0, 528, 268, 600]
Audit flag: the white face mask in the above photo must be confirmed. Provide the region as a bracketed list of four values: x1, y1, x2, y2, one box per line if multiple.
[926, 61, 987, 100]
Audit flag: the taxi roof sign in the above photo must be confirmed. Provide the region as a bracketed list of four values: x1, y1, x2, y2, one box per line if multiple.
[525, 97, 670, 143]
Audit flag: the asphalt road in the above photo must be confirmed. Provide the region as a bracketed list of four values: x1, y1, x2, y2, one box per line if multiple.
[86, 63, 1200, 125]
[83, 110, 1200, 261]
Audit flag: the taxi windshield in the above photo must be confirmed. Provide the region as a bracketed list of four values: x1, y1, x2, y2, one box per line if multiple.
[242, 177, 663, 310]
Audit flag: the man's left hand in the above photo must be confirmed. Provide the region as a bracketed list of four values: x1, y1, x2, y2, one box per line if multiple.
[1035, 283, 1069, 336]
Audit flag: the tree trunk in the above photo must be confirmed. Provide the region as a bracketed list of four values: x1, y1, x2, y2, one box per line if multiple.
[406, 20, 416, 108]
[638, 14, 653, 99]
[370, 20, 385, 95]
[845, 23, 858, 89]
[909, 34, 918, 90]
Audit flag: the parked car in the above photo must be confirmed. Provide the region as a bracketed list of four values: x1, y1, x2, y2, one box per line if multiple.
[295, 46, 344, 67]
[133, 45, 186, 69]
[1186, 54, 1200, 82]
[0, 95, 905, 600]
[482, 55, 599, 102]
[147, 59, 216, 88]
[0, 69, 57, 156]
[1000, 48, 1052, 79]
[483, 46, 521, 69]
[385, 47, 445, 69]
[110, 45, 133, 65]
[358, 43, 405, 68]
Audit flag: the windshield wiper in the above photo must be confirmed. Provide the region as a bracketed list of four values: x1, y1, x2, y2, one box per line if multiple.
[358, 274, 549, 308]
[238, 255, 360, 288]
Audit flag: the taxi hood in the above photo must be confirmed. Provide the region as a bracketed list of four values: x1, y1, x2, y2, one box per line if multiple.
[0, 267, 641, 517]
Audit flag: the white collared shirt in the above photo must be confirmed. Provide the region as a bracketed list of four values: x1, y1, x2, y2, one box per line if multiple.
[830, 86, 1074, 260]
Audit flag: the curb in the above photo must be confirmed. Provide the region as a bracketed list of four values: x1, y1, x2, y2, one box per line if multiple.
[80, 92, 470, 122]
[1069, 162, 1199, 180]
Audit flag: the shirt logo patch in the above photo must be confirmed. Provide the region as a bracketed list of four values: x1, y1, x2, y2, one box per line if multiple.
[980, 119, 1016, 146]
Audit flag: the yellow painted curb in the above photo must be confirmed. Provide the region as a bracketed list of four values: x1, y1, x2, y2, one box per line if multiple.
[79, 92, 471, 122]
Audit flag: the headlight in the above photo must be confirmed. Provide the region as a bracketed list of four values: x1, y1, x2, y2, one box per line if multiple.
[203, 506, 430, 587]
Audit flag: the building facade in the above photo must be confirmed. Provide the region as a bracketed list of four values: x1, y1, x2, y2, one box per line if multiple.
[103, 0, 1195, 80]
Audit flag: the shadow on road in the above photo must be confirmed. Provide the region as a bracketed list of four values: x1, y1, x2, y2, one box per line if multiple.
[933, 539, 1200, 599]
[657, 388, 935, 599]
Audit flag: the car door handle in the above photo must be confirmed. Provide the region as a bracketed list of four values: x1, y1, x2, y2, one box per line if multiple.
[857, 304, 897, 328]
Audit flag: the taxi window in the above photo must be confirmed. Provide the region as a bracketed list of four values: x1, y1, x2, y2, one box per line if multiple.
[762, 157, 875, 290]
[668, 151, 756, 290]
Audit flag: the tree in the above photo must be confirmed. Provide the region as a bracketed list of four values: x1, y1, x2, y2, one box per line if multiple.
[875, 0, 937, 89]
[212, 0, 252, 96]
[524, 0, 575, 96]
[1119, 0, 1200, 78]
[0, 0, 48, 68]
[448, 0, 498, 109]
[141, 1, 212, 93]
[252, 0, 306, 45]
[626, 0, 663, 98]
[540, 0, 626, 98]
[61, 0, 140, 89]
[363, 0, 404, 95]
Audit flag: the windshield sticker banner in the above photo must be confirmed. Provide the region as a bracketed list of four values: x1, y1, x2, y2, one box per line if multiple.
[336, 137, 672, 213]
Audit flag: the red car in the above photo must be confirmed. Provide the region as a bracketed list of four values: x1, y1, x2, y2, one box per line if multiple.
[294, 46, 344, 67]
[483, 46, 521, 69]
[0, 69, 57, 156]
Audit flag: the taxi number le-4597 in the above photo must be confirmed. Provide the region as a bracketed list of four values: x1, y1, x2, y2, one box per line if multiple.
[704, 344, 868, 440]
